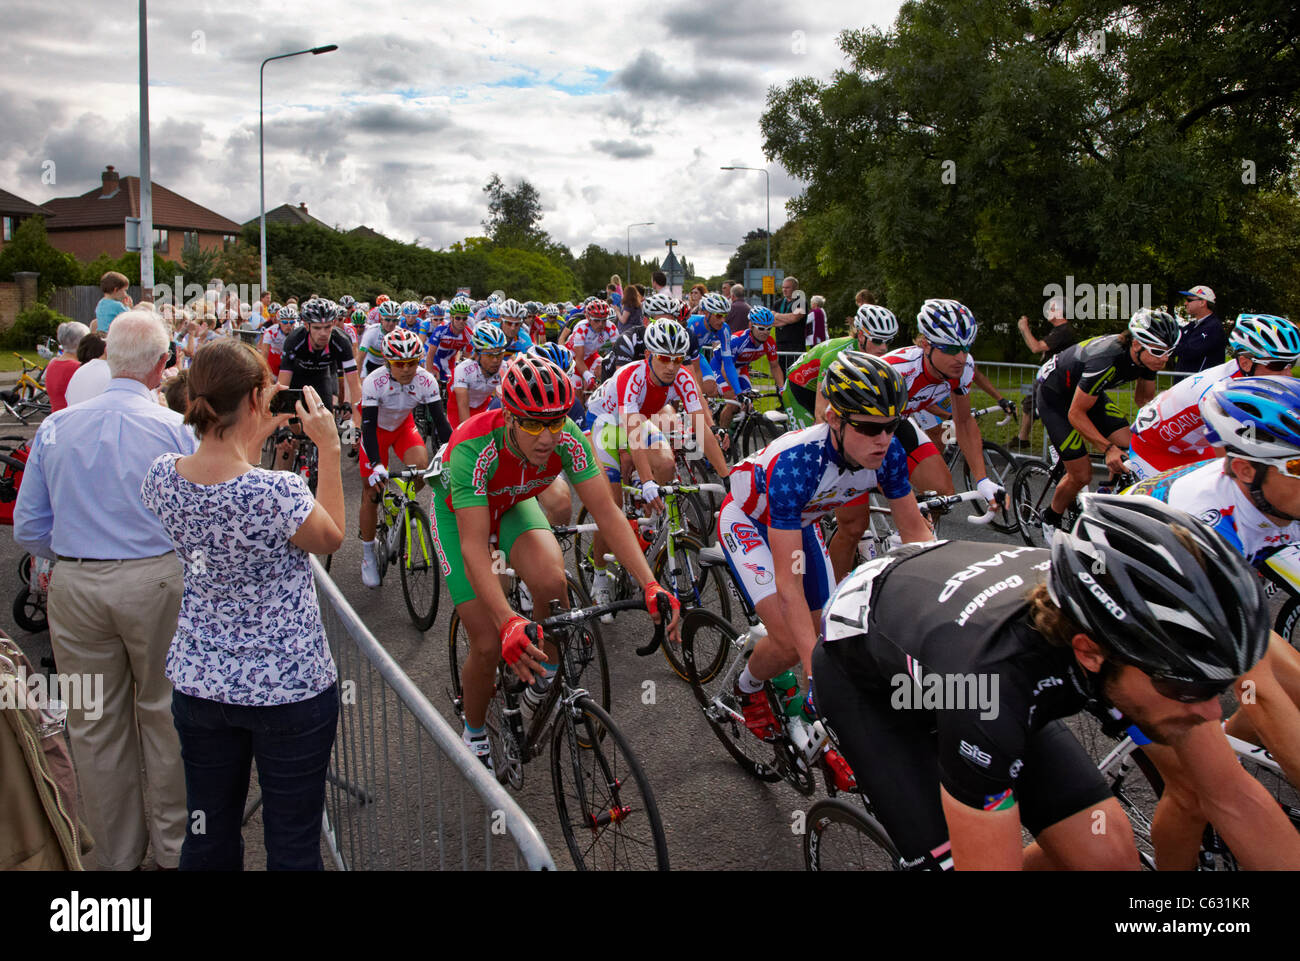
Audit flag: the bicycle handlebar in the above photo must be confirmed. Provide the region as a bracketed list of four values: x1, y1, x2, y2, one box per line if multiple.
[531, 594, 673, 658]
[970, 404, 1012, 427]
[915, 488, 1004, 526]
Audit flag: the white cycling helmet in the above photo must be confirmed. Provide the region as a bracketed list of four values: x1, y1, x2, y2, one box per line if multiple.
[854, 304, 899, 342]
[916, 298, 977, 349]
[701, 292, 730, 315]
[499, 298, 528, 320]
[643, 292, 680, 318]
[644, 319, 691, 357]
[1128, 308, 1181, 353]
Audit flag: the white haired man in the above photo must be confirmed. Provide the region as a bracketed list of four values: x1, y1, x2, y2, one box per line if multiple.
[15, 309, 195, 870]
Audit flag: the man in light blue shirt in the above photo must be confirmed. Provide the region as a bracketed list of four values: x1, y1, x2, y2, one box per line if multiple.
[15, 309, 195, 871]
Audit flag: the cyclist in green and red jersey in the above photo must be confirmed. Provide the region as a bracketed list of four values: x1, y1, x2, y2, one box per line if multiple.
[433, 355, 680, 769]
[782, 305, 898, 428]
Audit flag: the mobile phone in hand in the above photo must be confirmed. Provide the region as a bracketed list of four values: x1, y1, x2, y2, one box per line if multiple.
[269, 388, 305, 416]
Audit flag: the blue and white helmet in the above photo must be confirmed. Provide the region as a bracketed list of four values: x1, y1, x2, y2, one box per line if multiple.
[530, 341, 574, 372]
[470, 323, 508, 352]
[916, 299, 977, 349]
[1229, 314, 1300, 364]
[1200, 376, 1300, 461]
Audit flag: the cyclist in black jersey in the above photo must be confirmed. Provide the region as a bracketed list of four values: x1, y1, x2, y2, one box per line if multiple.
[1034, 309, 1179, 534]
[276, 298, 363, 467]
[814, 494, 1300, 869]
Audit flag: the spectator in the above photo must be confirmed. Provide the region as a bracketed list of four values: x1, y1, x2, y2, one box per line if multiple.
[684, 283, 706, 322]
[727, 284, 750, 332]
[63, 331, 110, 407]
[854, 288, 874, 308]
[163, 370, 189, 414]
[618, 284, 643, 334]
[773, 275, 808, 357]
[45, 321, 89, 412]
[140, 342, 343, 870]
[259, 290, 273, 322]
[1014, 296, 1079, 449]
[807, 295, 829, 346]
[607, 275, 623, 309]
[1171, 284, 1226, 373]
[651, 270, 668, 297]
[13, 309, 194, 871]
[95, 271, 132, 333]
[721, 280, 733, 302]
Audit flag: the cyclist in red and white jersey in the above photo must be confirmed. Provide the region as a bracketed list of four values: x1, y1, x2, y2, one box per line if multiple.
[1128, 313, 1300, 479]
[260, 304, 298, 377]
[357, 329, 449, 587]
[585, 319, 730, 607]
[448, 324, 507, 427]
[567, 300, 616, 389]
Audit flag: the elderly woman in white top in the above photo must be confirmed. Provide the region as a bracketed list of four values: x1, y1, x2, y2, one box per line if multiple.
[140, 338, 344, 870]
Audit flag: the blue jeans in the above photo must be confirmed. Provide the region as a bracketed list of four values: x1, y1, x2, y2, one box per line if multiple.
[172, 684, 338, 871]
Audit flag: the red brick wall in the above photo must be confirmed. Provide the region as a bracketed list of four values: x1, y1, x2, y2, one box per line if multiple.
[0, 282, 19, 333]
[47, 228, 231, 265]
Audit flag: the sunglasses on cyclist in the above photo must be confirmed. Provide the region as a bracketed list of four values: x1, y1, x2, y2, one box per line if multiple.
[708, 312, 728, 321]
[867, 337, 893, 347]
[932, 343, 970, 356]
[1254, 359, 1294, 373]
[1140, 344, 1176, 359]
[479, 349, 505, 359]
[842, 416, 902, 437]
[388, 359, 419, 369]
[1247, 456, 1300, 480]
[1150, 674, 1232, 704]
[652, 354, 686, 366]
[512, 414, 567, 435]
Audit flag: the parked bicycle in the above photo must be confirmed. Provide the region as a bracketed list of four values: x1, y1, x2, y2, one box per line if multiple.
[0, 352, 49, 424]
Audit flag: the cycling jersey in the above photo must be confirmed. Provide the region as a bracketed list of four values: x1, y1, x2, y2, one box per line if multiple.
[815, 540, 1108, 866]
[782, 337, 854, 428]
[688, 315, 742, 395]
[1128, 360, 1244, 475]
[426, 322, 473, 381]
[504, 329, 533, 355]
[728, 422, 911, 530]
[261, 324, 290, 356]
[882, 345, 975, 417]
[1124, 460, 1300, 568]
[279, 327, 357, 405]
[730, 329, 780, 372]
[1037, 335, 1155, 401]
[587, 359, 703, 423]
[567, 320, 615, 363]
[449, 358, 502, 423]
[437, 408, 600, 525]
[361, 366, 441, 432]
[357, 324, 388, 376]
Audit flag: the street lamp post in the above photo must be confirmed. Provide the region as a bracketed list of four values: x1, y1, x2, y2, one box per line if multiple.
[260, 44, 338, 295]
[626, 222, 654, 289]
[720, 165, 770, 299]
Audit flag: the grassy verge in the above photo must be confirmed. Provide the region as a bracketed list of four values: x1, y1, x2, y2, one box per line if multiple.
[0, 351, 45, 374]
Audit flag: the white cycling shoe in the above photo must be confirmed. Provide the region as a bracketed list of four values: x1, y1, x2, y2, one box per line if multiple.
[361, 545, 380, 589]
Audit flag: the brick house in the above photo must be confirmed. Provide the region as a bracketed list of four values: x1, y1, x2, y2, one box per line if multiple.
[41, 165, 241, 264]
[0, 188, 48, 250]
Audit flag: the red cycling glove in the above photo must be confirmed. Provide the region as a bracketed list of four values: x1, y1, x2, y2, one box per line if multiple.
[643, 581, 681, 621]
[500, 615, 539, 665]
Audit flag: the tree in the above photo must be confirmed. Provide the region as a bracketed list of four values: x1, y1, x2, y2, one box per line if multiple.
[482, 174, 549, 250]
[761, 0, 1300, 358]
[0, 216, 82, 300]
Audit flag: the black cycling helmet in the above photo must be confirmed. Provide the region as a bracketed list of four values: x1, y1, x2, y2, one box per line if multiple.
[822, 350, 906, 419]
[1048, 493, 1268, 696]
[300, 298, 335, 325]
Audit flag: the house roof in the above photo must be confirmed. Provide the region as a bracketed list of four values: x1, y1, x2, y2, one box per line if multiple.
[348, 225, 386, 241]
[41, 175, 240, 233]
[0, 188, 48, 218]
[244, 202, 334, 231]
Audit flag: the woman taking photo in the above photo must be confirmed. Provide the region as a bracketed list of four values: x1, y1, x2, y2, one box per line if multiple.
[141, 339, 345, 870]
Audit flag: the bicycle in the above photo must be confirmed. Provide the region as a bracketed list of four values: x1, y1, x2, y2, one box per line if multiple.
[824, 488, 1003, 570]
[0, 352, 49, 424]
[933, 405, 1020, 534]
[711, 389, 790, 459]
[447, 587, 673, 870]
[370, 463, 441, 631]
[573, 481, 732, 679]
[1010, 453, 1140, 548]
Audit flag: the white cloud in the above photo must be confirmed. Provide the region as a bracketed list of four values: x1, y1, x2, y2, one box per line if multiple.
[0, 0, 902, 276]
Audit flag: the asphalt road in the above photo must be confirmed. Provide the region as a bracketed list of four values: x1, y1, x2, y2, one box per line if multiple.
[3, 418, 1074, 871]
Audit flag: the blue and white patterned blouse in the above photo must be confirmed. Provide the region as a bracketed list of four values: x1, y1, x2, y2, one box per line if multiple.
[141, 453, 336, 706]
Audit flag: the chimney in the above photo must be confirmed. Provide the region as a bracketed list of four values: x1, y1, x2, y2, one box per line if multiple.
[299, 202, 308, 212]
[101, 165, 119, 197]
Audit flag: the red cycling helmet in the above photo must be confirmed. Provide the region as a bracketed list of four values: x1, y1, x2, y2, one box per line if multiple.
[501, 356, 574, 418]
[585, 300, 610, 321]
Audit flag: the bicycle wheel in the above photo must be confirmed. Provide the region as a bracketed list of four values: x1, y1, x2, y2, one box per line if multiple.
[652, 533, 732, 682]
[1011, 458, 1056, 547]
[12, 588, 47, 634]
[398, 505, 440, 631]
[961, 440, 1019, 534]
[551, 694, 669, 870]
[681, 608, 782, 783]
[740, 413, 781, 459]
[1276, 595, 1300, 652]
[803, 797, 901, 871]
[572, 505, 632, 600]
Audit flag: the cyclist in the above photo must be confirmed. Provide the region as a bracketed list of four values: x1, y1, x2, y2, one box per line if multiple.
[1127, 313, 1300, 479]
[585, 319, 731, 608]
[1034, 308, 1181, 537]
[525, 342, 585, 527]
[567, 299, 615, 388]
[688, 291, 743, 404]
[358, 301, 401, 378]
[814, 493, 1300, 870]
[448, 323, 507, 427]
[435, 356, 680, 769]
[784, 304, 897, 430]
[260, 303, 298, 377]
[723, 351, 931, 740]
[278, 298, 362, 419]
[399, 300, 422, 333]
[497, 298, 534, 359]
[417, 302, 446, 349]
[358, 328, 450, 587]
[425, 299, 474, 388]
[730, 305, 785, 395]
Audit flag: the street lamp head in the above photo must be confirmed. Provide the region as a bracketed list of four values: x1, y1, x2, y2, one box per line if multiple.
[720, 166, 735, 170]
[311, 44, 339, 54]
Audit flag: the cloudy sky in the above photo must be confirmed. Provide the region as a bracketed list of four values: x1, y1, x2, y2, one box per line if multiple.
[1, 0, 902, 276]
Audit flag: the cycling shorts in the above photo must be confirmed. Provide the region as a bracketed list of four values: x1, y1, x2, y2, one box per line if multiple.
[360, 412, 425, 482]
[782, 381, 816, 429]
[716, 497, 835, 611]
[591, 418, 667, 483]
[811, 641, 1112, 868]
[1036, 383, 1129, 462]
[912, 396, 953, 432]
[431, 496, 551, 606]
[268, 350, 282, 378]
[895, 416, 940, 472]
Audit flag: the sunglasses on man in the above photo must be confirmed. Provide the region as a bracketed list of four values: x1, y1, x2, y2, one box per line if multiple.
[842, 416, 902, 437]
[513, 414, 567, 435]
[932, 343, 970, 356]
[652, 354, 686, 366]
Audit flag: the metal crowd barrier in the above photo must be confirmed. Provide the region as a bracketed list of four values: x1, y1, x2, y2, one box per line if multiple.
[311, 558, 555, 871]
